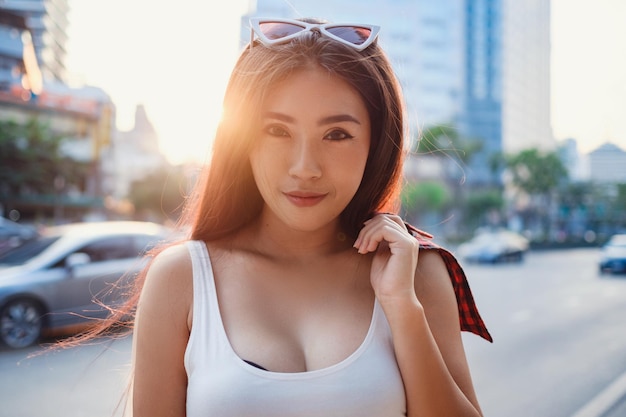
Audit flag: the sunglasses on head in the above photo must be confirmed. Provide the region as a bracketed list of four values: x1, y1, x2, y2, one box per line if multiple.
[249, 18, 380, 52]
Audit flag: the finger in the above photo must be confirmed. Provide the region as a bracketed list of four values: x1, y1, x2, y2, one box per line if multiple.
[356, 214, 403, 244]
[364, 216, 408, 241]
[381, 213, 406, 229]
[355, 220, 407, 254]
[370, 213, 409, 234]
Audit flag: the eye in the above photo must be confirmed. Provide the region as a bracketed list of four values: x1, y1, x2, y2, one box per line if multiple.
[324, 129, 354, 141]
[265, 125, 290, 137]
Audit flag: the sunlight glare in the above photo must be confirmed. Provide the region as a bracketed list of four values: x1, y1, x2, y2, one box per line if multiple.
[65, 0, 249, 165]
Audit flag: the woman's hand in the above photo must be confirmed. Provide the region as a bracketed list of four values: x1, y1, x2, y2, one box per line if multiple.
[353, 214, 420, 304]
[355, 215, 484, 417]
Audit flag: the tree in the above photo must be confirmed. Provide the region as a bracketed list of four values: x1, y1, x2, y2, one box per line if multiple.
[505, 148, 568, 241]
[554, 181, 626, 244]
[414, 124, 483, 166]
[0, 118, 89, 199]
[127, 166, 190, 223]
[401, 181, 451, 214]
[506, 149, 568, 196]
[464, 189, 505, 231]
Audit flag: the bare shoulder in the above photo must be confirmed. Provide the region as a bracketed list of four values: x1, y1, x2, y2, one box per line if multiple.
[139, 242, 193, 323]
[413, 249, 461, 334]
[147, 242, 193, 279]
[414, 249, 454, 301]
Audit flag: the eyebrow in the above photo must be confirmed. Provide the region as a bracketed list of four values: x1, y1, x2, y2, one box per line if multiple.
[263, 111, 362, 126]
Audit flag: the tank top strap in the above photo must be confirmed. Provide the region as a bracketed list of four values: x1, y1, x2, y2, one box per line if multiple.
[183, 240, 224, 370]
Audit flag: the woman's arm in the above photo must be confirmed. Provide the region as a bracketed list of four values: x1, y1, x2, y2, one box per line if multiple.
[354, 215, 483, 417]
[386, 250, 483, 416]
[131, 244, 193, 417]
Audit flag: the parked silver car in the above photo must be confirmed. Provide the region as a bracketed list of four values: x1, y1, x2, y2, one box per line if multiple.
[0, 221, 171, 349]
[0, 217, 38, 254]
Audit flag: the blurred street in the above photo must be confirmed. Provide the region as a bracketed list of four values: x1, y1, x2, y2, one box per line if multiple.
[1, 248, 626, 417]
[0, 335, 131, 417]
[462, 248, 626, 417]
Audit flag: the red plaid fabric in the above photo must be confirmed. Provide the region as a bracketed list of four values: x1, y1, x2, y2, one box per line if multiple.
[405, 223, 493, 343]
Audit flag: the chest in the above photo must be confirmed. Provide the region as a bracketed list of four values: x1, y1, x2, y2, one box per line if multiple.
[209, 248, 375, 373]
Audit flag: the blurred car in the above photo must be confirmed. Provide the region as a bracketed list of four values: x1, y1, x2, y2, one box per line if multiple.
[0, 217, 39, 254]
[457, 228, 530, 264]
[599, 234, 626, 275]
[0, 221, 170, 349]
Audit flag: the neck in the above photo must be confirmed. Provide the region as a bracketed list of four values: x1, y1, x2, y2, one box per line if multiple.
[243, 211, 353, 259]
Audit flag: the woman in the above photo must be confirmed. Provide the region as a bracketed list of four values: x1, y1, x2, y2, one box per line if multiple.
[130, 17, 492, 416]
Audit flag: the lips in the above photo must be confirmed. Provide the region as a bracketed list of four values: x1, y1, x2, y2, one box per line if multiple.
[284, 191, 327, 207]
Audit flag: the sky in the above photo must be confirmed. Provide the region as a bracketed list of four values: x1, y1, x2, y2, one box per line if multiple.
[64, 0, 626, 165]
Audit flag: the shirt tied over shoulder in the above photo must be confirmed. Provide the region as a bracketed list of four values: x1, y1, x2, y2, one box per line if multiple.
[405, 222, 493, 343]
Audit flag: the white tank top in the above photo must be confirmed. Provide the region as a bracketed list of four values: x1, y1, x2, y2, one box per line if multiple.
[183, 241, 407, 417]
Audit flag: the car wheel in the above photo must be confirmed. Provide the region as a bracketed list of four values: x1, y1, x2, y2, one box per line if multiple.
[0, 298, 44, 349]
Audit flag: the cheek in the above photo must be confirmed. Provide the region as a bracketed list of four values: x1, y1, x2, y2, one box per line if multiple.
[334, 146, 370, 193]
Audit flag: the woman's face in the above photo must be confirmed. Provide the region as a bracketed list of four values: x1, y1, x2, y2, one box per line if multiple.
[249, 66, 371, 233]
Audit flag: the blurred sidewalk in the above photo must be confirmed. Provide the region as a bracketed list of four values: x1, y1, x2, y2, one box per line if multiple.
[601, 396, 626, 417]
[572, 371, 626, 417]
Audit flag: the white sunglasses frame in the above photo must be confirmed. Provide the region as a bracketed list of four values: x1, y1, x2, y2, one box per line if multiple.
[249, 18, 381, 52]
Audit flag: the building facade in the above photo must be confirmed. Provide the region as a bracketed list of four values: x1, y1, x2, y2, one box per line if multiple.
[587, 143, 626, 183]
[0, 0, 70, 82]
[458, 0, 503, 184]
[558, 138, 589, 182]
[104, 104, 168, 200]
[0, 8, 41, 98]
[460, 0, 554, 184]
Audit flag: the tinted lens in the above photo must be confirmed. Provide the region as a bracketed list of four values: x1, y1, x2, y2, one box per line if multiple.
[326, 26, 372, 45]
[258, 22, 306, 40]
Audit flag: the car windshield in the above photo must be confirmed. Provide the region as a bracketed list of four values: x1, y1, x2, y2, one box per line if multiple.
[0, 236, 60, 266]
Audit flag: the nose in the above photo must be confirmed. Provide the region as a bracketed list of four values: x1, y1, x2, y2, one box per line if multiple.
[288, 137, 322, 180]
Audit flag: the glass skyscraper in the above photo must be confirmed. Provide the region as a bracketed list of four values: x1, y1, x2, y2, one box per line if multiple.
[460, 0, 554, 185]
